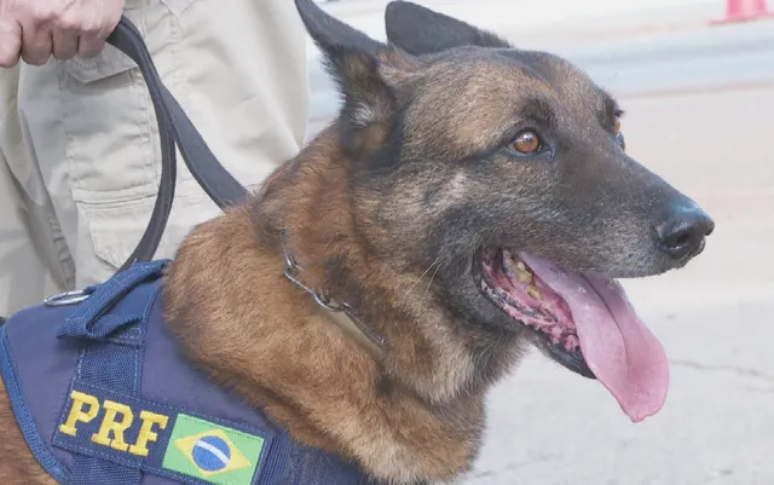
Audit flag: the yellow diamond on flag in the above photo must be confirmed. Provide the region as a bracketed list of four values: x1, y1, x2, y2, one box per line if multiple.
[174, 429, 251, 477]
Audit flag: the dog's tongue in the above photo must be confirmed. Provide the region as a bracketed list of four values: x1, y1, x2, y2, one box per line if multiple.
[519, 252, 669, 422]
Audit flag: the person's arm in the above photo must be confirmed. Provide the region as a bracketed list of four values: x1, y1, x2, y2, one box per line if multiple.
[0, 0, 125, 67]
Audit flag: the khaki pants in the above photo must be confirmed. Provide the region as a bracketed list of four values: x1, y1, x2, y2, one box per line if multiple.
[0, 0, 309, 316]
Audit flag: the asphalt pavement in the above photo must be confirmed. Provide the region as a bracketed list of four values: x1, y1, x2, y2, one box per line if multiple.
[305, 1, 774, 483]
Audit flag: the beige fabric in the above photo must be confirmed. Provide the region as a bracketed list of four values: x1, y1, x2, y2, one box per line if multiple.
[0, 0, 309, 315]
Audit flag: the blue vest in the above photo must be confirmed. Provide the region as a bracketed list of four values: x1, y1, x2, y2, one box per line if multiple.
[0, 260, 376, 485]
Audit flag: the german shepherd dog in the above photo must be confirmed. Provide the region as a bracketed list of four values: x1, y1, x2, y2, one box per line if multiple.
[0, 1, 714, 483]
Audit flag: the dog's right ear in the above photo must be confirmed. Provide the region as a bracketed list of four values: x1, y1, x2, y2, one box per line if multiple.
[385, 1, 511, 55]
[296, 0, 419, 128]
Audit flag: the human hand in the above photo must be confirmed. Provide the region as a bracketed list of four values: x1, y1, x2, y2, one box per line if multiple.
[0, 0, 126, 68]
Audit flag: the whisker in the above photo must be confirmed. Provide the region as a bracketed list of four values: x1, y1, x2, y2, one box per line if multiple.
[420, 260, 443, 303]
[400, 257, 441, 304]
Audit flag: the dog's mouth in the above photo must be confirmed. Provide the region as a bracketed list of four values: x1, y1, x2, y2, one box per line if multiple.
[477, 247, 670, 422]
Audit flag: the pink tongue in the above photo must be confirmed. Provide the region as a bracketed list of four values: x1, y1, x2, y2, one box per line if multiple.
[519, 252, 669, 422]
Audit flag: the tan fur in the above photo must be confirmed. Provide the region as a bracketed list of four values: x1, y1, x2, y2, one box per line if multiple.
[161, 129, 490, 483]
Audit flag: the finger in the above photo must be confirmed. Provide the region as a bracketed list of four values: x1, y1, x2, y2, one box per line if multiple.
[77, 12, 122, 59]
[77, 27, 116, 59]
[0, 20, 23, 68]
[76, 31, 106, 59]
[52, 28, 80, 60]
[20, 22, 53, 66]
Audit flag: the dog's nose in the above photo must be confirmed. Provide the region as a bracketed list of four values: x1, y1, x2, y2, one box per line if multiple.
[653, 206, 715, 259]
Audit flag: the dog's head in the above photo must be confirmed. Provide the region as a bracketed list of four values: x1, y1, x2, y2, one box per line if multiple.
[294, 0, 713, 422]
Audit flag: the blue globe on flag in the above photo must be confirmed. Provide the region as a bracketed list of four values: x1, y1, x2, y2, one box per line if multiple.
[191, 435, 232, 472]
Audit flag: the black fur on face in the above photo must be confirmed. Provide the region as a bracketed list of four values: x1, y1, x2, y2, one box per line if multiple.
[295, 0, 713, 339]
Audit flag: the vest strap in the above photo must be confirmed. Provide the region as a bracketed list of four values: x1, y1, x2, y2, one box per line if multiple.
[61, 261, 167, 485]
[57, 260, 169, 344]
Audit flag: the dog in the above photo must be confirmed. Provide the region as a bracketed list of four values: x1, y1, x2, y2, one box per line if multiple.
[0, 1, 714, 484]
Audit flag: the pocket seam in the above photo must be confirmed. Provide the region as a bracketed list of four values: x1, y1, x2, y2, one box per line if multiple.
[79, 183, 257, 270]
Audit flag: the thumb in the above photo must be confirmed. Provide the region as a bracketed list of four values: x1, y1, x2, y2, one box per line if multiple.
[0, 19, 22, 68]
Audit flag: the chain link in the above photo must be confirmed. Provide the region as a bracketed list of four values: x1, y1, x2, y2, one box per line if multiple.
[283, 252, 347, 312]
[282, 248, 386, 346]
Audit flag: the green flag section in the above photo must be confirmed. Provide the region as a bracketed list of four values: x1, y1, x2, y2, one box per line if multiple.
[162, 414, 265, 485]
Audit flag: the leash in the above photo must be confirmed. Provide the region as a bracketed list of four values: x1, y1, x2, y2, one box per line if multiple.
[106, 16, 250, 272]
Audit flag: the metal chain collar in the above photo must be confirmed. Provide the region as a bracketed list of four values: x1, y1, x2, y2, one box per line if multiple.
[281, 238, 386, 355]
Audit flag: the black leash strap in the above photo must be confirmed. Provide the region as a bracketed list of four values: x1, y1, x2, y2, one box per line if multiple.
[106, 17, 250, 272]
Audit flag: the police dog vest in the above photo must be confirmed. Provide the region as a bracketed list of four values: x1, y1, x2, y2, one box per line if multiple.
[0, 260, 375, 485]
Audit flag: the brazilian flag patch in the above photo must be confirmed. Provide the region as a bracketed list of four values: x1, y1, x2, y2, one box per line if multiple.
[51, 381, 272, 485]
[162, 414, 265, 485]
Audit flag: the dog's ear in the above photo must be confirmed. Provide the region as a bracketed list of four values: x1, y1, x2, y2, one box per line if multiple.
[385, 1, 511, 55]
[296, 0, 418, 128]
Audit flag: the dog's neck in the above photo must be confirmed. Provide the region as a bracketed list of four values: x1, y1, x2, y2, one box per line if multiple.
[279, 231, 388, 360]
[162, 128, 519, 483]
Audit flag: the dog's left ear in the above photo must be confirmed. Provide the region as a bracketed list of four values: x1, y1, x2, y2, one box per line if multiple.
[296, 0, 419, 128]
[385, 1, 511, 55]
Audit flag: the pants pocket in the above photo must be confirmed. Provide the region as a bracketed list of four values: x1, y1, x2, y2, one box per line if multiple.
[58, 8, 158, 204]
[74, 190, 227, 286]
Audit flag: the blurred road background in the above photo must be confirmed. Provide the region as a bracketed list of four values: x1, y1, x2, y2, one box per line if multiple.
[306, 1, 773, 483]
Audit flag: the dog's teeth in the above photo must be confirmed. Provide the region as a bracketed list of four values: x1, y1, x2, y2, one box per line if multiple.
[527, 285, 542, 301]
[516, 268, 533, 283]
[515, 262, 533, 283]
[506, 257, 534, 283]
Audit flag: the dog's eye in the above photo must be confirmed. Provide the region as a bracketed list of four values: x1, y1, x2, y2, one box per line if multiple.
[509, 130, 542, 155]
[612, 117, 621, 134]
